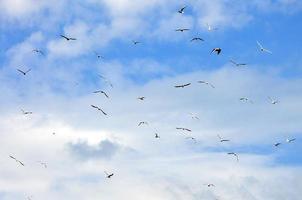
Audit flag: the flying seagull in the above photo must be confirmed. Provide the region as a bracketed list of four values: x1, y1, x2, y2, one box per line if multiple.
[186, 137, 197, 142]
[217, 134, 230, 142]
[174, 83, 191, 88]
[188, 113, 199, 120]
[206, 23, 218, 31]
[138, 121, 148, 126]
[155, 133, 160, 139]
[211, 48, 221, 55]
[94, 51, 104, 59]
[104, 171, 114, 178]
[91, 105, 107, 115]
[268, 97, 279, 105]
[204, 183, 215, 187]
[176, 127, 192, 132]
[175, 28, 190, 32]
[178, 6, 186, 14]
[9, 155, 25, 166]
[286, 138, 296, 143]
[239, 97, 253, 104]
[137, 97, 146, 101]
[227, 152, 239, 162]
[98, 75, 113, 88]
[32, 49, 45, 56]
[21, 109, 33, 115]
[274, 142, 282, 147]
[93, 90, 109, 98]
[230, 60, 247, 67]
[257, 41, 272, 54]
[37, 161, 47, 168]
[60, 34, 77, 41]
[17, 68, 31, 76]
[132, 40, 140, 45]
[191, 37, 204, 42]
[197, 81, 215, 88]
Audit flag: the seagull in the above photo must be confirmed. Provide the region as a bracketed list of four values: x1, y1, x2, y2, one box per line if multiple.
[191, 37, 204, 42]
[174, 83, 191, 88]
[175, 28, 190, 32]
[197, 81, 215, 88]
[206, 23, 218, 31]
[274, 142, 282, 147]
[60, 34, 77, 41]
[94, 51, 104, 59]
[176, 127, 192, 132]
[37, 161, 47, 168]
[21, 109, 33, 115]
[138, 121, 148, 126]
[178, 6, 186, 14]
[132, 40, 140, 45]
[137, 97, 146, 101]
[227, 152, 239, 162]
[98, 75, 113, 88]
[286, 138, 296, 143]
[185, 137, 197, 142]
[52, 132, 56, 135]
[93, 90, 109, 98]
[91, 105, 107, 115]
[257, 41, 272, 54]
[9, 155, 25, 166]
[17, 68, 31, 76]
[188, 113, 199, 120]
[155, 133, 160, 138]
[217, 134, 230, 142]
[268, 97, 279, 104]
[211, 48, 221, 55]
[204, 183, 215, 187]
[239, 97, 253, 104]
[32, 49, 45, 56]
[230, 60, 247, 67]
[104, 171, 114, 178]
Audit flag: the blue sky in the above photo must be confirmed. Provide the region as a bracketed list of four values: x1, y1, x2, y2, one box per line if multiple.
[0, 0, 302, 199]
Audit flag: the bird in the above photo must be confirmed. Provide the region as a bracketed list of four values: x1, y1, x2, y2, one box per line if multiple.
[197, 81, 215, 88]
[37, 161, 47, 168]
[178, 6, 186, 14]
[21, 109, 33, 115]
[175, 28, 190, 32]
[217, 134, 230, 142]
[227, 152, 239, 162]
[286, 138, 296, 143]
[60, 34, 77, 41]
[137, 97, 146, 101]
[185, 137, 197, 142]
[211, 48, 221, 55]
[268, 97, 279, 104]
[191, 37, 204, 42]
[274, 142, 282, 147]
[132, 40, 140, 45]
[94, 51, 104, 59]
[174, 83, 191, 88]
[93, 90, 109, 98]
[257, 41, 272, 54]
[155, 133, 160, 138]
[32, 49, 45, 56]
[204, 183, 215, 187]
[138, 121, 148, 126]
[206, 23, 218, 31]
[52, 132, 56, 135]
[91, 105, 107, 115]
[17, 68, 31, 76]
[239, 97, 253, 104]
[98, 75, 113, 88]
[230, 60, 247, 67]
[188, 113, 199, 120]
[9, 155, 25, 166]
[104, 171, 114, 178]
[176, 127, 192, 132]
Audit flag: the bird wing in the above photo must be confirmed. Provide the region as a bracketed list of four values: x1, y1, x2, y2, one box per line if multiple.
[102, 91, 109, 98]
[69, 38, 77, 40]
[60, 35, 69, 40]
[17, 69, 25, 74]
[263, 48, 272, 54]
[99, 109, 107, 115]
[256, 41, 263, 49]
[25, 69, 31, 74]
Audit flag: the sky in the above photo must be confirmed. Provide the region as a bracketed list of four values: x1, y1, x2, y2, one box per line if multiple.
[0, 0, 302, 199]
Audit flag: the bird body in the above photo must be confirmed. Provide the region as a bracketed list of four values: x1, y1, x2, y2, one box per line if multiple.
[104, 171, 114, 178]
[138, 121, 148, 126]
[175, 28, 190, 32]
[174, 83, 191, 88]
[268, 97, 279, 104]
[274, 142, 281, 147]
[217, 135, 230, 142]
[176, 127, 192, 132]
[21, 109, 33, 115]
[191, 37, 204, 42]
[286, 138, 296, 143]
[137, 97, 146, 101]
[32, 49, 45, 56]
[155, 133, 160, 138]
[60, 34, 76, 41]
[211, 48, 221, 55]
[178, 6, 186, 14]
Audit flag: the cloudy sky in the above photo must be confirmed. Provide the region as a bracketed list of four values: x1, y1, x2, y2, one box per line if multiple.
[0, 0, 302, 199]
